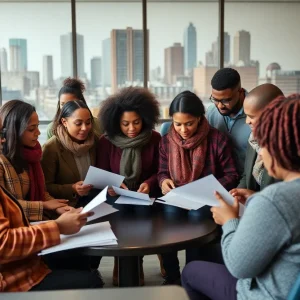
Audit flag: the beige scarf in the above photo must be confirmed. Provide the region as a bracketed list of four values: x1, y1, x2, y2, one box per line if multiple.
[248, 132, 264, 185]
[56, 125, 95, 157]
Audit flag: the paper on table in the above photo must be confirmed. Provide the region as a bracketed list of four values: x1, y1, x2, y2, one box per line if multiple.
[158, 175, 244, 215]
[115, 195, 155, 206]
[39, 222, 117, 255]
[83, 166, 125, 190]
[112, 186, 151, 201]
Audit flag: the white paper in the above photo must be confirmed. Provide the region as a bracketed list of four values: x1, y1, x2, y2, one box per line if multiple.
[157, 193, 205, 210]
[87, 202, 118, 221]
[39, 222, 117, 255]
[83, 166, 125, 190]
[112, 186, 151, 201]
[158, 175, 244, 215]
[115, 195, 155, 206]
[81, 186, 108, 214]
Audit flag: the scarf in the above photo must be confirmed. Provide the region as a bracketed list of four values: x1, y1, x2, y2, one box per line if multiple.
[108, 130, 152, 190]
[248, 132, 264, 185]
[56, 125, 95, 157]
[22, 142, 45, 201]
[168, 118, 210, 187]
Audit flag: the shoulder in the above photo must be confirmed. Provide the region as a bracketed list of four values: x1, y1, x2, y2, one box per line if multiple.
[206, 104, 218, 117]
[97, 134, 113, 149]
[208, 126, 229, 143]
[0, 154, 10, 167]
[150, 130, 161, 144]
[42, 136, 61, 152]
[47, 121, 53, 130]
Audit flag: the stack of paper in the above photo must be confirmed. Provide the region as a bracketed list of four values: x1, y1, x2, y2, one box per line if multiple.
[113, 186, 155, 206]
[39, 221, 117, 255]
[156, 175, 245, 216]
[81, 186, 118, 221]
[83, 166, 125, 189]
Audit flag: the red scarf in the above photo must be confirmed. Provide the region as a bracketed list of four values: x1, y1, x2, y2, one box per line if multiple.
[168, 117, 210, 187]
[22, 142, 45, 201]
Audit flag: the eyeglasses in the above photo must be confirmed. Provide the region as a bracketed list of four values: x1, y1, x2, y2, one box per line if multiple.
[210, 88, 241, 106]
[209, 95, 235, 106]
[0, 128, 6, 139]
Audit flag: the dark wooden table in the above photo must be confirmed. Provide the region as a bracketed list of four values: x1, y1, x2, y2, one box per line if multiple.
[3, 286, 189, 300]
[83, 198, 219, 287]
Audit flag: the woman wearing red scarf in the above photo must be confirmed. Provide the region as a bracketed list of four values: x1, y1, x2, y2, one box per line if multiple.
[158, 91, 239, 284]
[0, 100, 70, 221]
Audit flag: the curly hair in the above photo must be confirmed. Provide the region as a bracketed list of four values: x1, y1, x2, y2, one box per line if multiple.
[211, 68, 241, 91]
[254, 94, 300, 172]
[98, 86, 160, 138]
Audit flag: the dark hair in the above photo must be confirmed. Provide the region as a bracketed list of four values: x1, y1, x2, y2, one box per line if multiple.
[211, 68, 241, 91]
[169, 91, 205, 117]
[53, 78, 87, 126]
[254, 94, 300, 172]
[0, 100, 36, 173]
[52, 100, 94, 136]
[99, 86, 160, 138]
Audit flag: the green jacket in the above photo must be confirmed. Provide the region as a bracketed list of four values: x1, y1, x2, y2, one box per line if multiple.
[46, 117, 103, 140]
[238, 143, 278, 191]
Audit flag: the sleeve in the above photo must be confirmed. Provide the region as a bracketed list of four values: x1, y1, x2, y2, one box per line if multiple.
[41, 143, 74, 202]
[221, 196, 291, 279]
[237, 170, 247, 189]
[0, 205, 60, 264]
[216, 132, 239, 190]
[17, 200, 44, 221]
[144, 133, 161, 192]
[46, 122, 53, 140]
[157, 137, 171, 187]
[96, 137, 112, 171]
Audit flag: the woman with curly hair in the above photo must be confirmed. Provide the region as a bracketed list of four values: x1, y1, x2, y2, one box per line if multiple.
[96, 86, 162, 286]
[181, 94, 300, 300]
[46, 77, 102, 139]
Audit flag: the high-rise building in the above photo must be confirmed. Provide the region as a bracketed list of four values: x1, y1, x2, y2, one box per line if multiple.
[205, 51, 214, 66]
[164, 43, 184, 85]
[224, 32, 230, 64]
[0, 48, 8, 72]
[184, 22, 197, 74]
[43, 55, 54, 87]
[60, 32, 84, 78]
[91, 57, 101, 89]
[234, 30, 251, 66]
[9, 38, 27, 71]
[111, 27, 148, 92]
[102, 38, 111, 87]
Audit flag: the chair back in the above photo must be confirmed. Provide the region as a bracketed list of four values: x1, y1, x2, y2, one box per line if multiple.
[160, 122, 172, 136]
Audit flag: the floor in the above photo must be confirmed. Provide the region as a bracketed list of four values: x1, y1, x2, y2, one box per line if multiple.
[100, 251, 185, 288]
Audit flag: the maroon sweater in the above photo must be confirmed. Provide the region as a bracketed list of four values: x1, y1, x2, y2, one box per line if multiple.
[96, 130, 161, 196]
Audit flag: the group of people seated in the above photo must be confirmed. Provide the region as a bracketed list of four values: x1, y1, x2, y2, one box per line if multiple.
[0, 67, 299, 300]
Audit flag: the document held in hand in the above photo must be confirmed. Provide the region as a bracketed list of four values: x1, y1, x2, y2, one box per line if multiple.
[39, 222, 117, 255]
[81, 186, 118, 221]
[83, 166, 125, 190]
[112, 186, 155, 206]
[156, 175, 245, 216]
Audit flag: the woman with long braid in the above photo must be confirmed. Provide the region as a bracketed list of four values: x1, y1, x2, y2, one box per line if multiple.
[181, 94, 300, 300]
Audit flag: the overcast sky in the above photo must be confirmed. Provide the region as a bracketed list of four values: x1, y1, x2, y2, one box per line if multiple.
[0, 2, 299, 80]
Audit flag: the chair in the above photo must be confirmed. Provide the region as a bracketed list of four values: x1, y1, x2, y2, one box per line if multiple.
[160, 121, 172, 136]
[288, 273, 300, 300]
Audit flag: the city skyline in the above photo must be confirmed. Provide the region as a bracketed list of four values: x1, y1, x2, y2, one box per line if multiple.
[1, 2, 300, 80]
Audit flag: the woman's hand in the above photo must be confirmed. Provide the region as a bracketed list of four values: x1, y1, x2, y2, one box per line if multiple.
[43, 199, 69, 211]
[108, 183, 128, 196]
[211, 191, 239, 226]
[161, 179, 175, 195]
[137, 182, 150, 194]
[72, 181, 93, 196]
[229, 188, 255, 205]
[56, 205, 73, 215]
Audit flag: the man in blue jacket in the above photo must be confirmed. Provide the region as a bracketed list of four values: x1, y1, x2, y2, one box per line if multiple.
[206, 68, 251, 176]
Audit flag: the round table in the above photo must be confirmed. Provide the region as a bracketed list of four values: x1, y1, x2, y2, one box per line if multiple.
[83, 199, 219, 287]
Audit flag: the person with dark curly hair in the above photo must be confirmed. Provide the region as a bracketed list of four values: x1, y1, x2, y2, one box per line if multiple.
[181, 94, 300, 300]
[96, 86, 162, 286]
[158, 90, 239, 285]
[46, 77, 102, 139]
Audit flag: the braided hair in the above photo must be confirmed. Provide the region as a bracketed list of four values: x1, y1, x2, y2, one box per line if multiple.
[254, 94, 300, 172]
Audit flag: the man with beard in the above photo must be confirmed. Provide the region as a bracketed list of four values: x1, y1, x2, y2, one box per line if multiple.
[206, 68, 251, 176]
